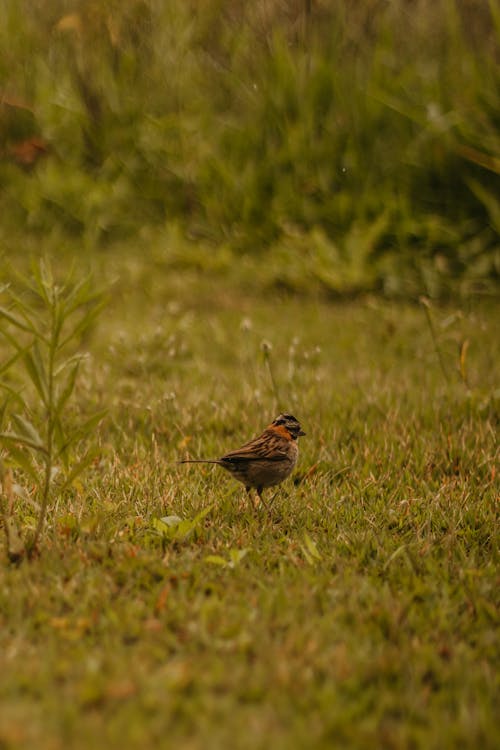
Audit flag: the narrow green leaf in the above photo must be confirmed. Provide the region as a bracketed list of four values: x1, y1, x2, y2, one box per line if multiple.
[52, 413, 69, 469]
[303, 532, 322, 560]
[73, 409, 107, 439]
[24, 344, 48, 404]
[60, 448, 99, 491]
[0, 305, 37, 334]
[6, 290, 49, 342]
[62, 276, 88, 310]
[0, 398, 8, 428]
[384, 544, 408, 571]
[11, 414, 44, 448]
[55, 360, 80, 415]
[54, 409, 107, 459]
[0, 432, 48, 454]
[0, 349, 24, 376]
[52, 299, 64, 352]
[300, 532, 322, 565]
[59, 299, 107, 350]
[66, 279, 103, 316]
[37, 257, 55, 303]
[0, 383, 27, 410]
[0, 326, 31, 354]
[2, 442, 39, 482]
[54, 353, 85, 378]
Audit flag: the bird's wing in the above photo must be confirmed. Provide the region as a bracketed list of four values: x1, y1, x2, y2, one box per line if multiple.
[221, 430, 289, 462]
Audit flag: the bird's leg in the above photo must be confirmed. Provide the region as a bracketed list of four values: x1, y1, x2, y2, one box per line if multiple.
[245, 486, 256, 511]
[256, 486, 269, 510]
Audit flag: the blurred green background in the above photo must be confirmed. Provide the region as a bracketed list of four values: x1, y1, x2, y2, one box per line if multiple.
[1, 0, 499, 296]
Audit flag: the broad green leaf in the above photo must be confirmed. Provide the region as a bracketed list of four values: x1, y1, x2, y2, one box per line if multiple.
[153, 505, 213, 542]
[205, 555, 228, 567]
[151, 517, 175, 538]
[159, 515, 183, 526]
[229, 548, 249, 566]
[192, 505, 213, 524]
[172, 519, 199, 539]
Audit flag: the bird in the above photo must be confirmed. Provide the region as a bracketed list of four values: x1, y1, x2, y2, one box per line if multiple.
[178, 413, 306, 505]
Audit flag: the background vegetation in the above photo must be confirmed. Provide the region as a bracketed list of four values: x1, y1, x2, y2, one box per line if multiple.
[0, 2, 499, 749]
[1, 0, 499, 295]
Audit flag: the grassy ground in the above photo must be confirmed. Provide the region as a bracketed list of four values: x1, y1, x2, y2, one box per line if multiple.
[0, 248, 498, 749]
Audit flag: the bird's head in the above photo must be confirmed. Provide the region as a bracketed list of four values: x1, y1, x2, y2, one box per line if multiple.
[271, 413, 306, 440]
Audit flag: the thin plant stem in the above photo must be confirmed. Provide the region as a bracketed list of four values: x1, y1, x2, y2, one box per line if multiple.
[420, 297, 449, 385]
[262, 344, 280, 409]
[29, 289, 56, 555]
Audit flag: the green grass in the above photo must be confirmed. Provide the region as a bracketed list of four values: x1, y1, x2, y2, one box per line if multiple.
[1, 248, 498, 749]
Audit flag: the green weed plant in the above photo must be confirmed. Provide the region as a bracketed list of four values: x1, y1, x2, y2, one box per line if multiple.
[0, 260, 105, 558]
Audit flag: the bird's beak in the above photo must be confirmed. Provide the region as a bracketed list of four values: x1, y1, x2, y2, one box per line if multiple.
[298, 429, 306, 436]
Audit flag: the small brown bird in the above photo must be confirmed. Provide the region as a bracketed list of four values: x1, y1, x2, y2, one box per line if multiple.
[178, 413, 306, 504]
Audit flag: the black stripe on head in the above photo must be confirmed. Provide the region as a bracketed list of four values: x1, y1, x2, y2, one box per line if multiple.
[274, 413, 298, 425]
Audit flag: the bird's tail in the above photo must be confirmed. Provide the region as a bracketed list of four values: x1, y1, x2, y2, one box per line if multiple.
[177, 459, 221, 464]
